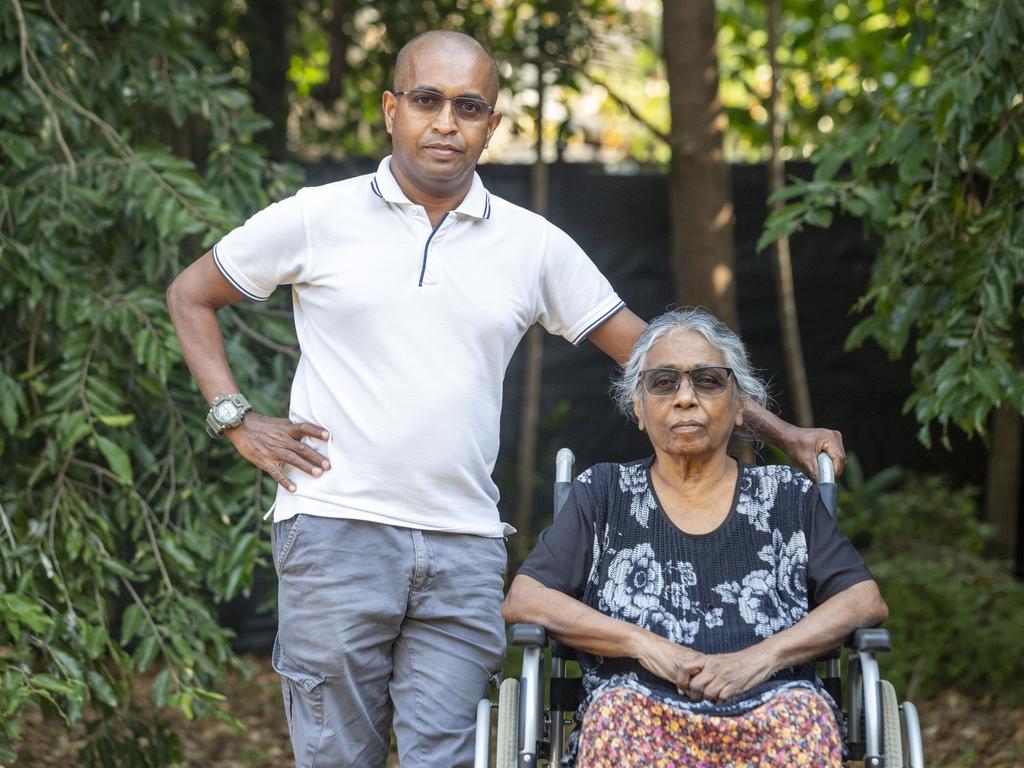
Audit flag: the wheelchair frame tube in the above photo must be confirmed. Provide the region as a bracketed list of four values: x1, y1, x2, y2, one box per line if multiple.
[857, 651, 884, 767]
[474, 698, 491, 768]
[901, 701, 925, 768]
[550, 656, 567, 765]
[519, 645, 544, 767]
[848, 655, 863, 747]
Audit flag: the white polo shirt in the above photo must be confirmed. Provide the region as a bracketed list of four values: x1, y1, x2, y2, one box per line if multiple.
[213, 156, 623, 536]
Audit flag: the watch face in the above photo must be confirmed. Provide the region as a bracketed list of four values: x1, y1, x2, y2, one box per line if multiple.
[214, 401, 239, 422]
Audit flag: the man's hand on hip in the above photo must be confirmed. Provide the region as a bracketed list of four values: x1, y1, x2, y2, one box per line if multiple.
[225, 413, 330, 492]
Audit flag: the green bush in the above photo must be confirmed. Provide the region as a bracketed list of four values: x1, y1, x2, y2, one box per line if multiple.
[837, 457, 1024, 703]
[0, 2, 299, 763]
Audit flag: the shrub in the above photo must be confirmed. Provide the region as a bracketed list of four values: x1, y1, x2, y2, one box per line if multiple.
[837, 458, 1024, 703]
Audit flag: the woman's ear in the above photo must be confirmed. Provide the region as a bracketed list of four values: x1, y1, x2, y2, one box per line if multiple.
[735, 396, 747, 427]
[633, 397, 645, 432]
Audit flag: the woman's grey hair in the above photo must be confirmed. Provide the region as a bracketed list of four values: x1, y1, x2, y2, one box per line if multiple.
[610, 308, 769, 422]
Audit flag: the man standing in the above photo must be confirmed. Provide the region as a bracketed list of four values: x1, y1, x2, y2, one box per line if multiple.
[167, 29, 842, 768]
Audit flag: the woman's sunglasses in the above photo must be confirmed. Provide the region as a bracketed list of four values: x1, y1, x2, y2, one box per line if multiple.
[639, 366, 734, 397]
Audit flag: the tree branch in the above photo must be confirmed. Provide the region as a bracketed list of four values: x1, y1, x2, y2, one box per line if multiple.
[11, 0, 77, 176]
[578, 70, 670, 146]
[227, 309, 298, 358]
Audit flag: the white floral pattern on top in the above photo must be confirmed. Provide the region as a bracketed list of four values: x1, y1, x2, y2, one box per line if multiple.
[771, 529, 810, 621]
[736, 465, 811, 532]
[617, 463, 657, 527]
[600, 544, 664, 620]
[714, 570, 791, 639]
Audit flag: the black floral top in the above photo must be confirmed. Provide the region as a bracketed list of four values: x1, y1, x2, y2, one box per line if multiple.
[518, 458, 872, 732]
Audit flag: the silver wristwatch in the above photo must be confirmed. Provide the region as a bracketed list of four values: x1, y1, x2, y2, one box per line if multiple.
[205, 393, 252, 437]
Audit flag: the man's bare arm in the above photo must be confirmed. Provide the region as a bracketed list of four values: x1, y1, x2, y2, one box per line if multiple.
[585, 307, 846, 479]
[166, 252, 330, 491]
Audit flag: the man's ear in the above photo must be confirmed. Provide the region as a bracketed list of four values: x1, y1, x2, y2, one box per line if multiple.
[382, 91, 398, 135]
[484, 111, 503, 149]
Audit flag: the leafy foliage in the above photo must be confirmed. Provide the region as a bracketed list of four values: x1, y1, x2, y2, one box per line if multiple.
[258, 0, 619, 158]
[759, 0, 1024, 446]
[837, 457, 1024, 703]
[0, 1, 300, 763]
[719, 0, 926, 160]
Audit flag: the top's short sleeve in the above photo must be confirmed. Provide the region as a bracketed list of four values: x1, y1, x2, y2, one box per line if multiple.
[516, 480, 595, 598]
[211, 192, 310, 301]
[535, 224, 624, 345]
[804, 486, 874, 607]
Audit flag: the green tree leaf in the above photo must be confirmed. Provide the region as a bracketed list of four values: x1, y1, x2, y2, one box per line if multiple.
[94, 435, 133, 486]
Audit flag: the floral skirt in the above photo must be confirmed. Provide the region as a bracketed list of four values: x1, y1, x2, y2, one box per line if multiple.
[575, 685, 842, 768]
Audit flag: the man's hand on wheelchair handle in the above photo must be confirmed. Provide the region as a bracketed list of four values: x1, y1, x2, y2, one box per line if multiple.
[786, 425, 846, 481]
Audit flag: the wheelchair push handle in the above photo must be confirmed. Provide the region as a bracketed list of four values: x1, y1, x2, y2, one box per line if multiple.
[553, 448, 575, 520]
[555, 448, 575, 483]
[817, 452, 838, 519]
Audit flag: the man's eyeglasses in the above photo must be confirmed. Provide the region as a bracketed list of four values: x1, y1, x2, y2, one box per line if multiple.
[639, 366, 734, 397]
[394, 89, 495, 122]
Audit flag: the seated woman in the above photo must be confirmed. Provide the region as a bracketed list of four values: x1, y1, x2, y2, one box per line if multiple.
[503, 309, 888, 767]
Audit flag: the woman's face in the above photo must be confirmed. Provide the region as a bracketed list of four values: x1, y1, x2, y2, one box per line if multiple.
[633, 330, 745, 460]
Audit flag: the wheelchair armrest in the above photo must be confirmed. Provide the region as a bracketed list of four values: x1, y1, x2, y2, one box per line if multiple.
[509, 623, 547, 647]
[847, 627, 891, 653]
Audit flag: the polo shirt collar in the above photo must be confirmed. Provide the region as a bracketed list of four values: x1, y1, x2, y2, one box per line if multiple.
[371, 155, 492, 220]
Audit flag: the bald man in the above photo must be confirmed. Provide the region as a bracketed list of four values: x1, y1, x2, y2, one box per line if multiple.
[167, 29, 844, 767]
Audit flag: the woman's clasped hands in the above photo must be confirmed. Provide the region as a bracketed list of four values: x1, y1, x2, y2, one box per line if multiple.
[636, 630, 776, 704]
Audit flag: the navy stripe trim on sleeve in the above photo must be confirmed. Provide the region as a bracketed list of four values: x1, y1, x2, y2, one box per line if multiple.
[370, 179, 383, 198]
[212, 245, 267, 302]
[570, 300, 626, 345]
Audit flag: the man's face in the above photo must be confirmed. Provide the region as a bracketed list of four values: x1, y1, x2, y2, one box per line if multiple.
[383, 43, 501, 201]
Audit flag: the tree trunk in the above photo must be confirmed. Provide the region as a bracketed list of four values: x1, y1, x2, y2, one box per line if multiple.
[515, 66, 548, 539]
[767, 0, 814, 427]
[315, 0, 348, 105]
[985, 406, 1021, 569]
[237, 0, 292, 160]
[663, 0, 738, 330]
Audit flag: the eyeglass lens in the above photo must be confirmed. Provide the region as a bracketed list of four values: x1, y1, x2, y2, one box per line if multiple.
[400, 89, 491, 121]
[642, 367, 732, 396]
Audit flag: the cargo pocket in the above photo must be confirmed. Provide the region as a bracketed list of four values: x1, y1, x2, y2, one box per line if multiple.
[273, 634, 326, 768]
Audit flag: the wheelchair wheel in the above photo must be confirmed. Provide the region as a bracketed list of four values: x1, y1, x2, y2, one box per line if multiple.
[879, 679, 903, 765]
[496, 677, 520, 768]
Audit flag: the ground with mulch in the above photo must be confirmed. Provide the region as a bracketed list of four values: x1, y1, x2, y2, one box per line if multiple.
[11, 654, 1024, 767]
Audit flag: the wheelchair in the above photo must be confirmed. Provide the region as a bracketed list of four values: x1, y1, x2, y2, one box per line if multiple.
[475, 449, 925, 768]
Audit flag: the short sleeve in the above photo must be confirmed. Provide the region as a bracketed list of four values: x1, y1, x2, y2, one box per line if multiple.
[212, 192, 310, 301]
[804, 486, 874, 607]
[535, 223, 624, 345]
[516, 480, 595, 598]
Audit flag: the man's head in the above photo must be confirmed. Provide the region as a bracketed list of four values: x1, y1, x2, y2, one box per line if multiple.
[383, 31, 502, 203]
